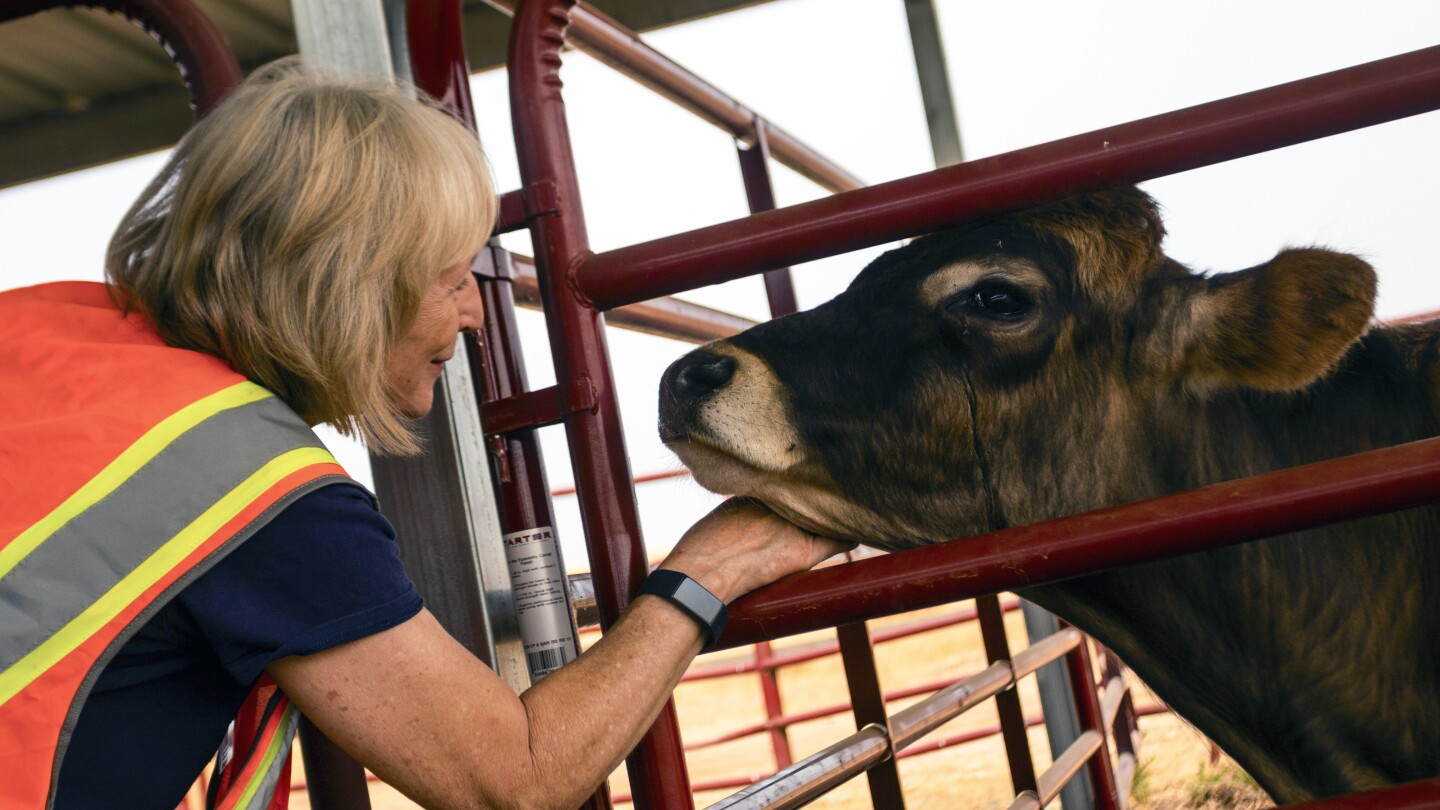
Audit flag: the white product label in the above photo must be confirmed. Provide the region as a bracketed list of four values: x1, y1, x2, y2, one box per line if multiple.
[503, 526, 577, 681]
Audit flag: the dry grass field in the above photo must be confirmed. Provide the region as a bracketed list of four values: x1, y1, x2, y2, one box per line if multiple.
[285, 598, 1270, 810]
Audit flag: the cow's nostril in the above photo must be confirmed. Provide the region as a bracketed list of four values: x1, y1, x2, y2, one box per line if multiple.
[674, 354, 736, 398]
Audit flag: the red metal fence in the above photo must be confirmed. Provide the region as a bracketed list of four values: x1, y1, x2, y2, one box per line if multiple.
[436, 1, 1440, 807]
[597, 597, 1156, 805]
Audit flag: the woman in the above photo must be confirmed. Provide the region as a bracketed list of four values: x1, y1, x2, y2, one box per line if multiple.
[0, 60, 845, 808]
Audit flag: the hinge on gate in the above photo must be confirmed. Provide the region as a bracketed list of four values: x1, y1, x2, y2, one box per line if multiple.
[481, 374, 598, 435]
[493, 178, 561, 234]
[488, 435, 513, 484]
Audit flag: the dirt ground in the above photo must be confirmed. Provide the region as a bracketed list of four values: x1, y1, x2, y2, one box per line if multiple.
[285, 599, 1272, 810]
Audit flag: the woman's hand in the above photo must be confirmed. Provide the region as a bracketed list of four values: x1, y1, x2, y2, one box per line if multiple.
[656, 497, 855, 604]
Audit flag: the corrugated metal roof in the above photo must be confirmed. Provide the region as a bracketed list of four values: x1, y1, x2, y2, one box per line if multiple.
[0, 0, 769, 188]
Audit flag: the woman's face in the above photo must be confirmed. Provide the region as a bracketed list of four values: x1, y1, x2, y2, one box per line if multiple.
[385, 258, 484, 417]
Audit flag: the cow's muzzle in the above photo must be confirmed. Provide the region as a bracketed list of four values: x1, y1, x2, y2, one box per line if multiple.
[658, 349, 735, 441]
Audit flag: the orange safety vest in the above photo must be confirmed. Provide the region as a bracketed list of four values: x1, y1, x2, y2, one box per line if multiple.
[0, 281, 351, 809]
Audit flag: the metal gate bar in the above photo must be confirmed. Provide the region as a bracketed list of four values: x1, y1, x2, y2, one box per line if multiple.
[975, 594, 1039, 795]
[576, 45, 1440, 308]
[739, 111, 907, 810]
[684, 598, 1023, 691]
[1006, 730, 1103, 810]
[502, 252, 760, 344]
[1281, 779, 1440, 809]
[1064, 630, 1121, 808]
[681, 602, 1028, 746]
[718, 435, 1440, 646]
[835, 622, 906, 808]
[1099, 648, 1141, 805]
[507, 1, 694, 805]
[663, 601, 1144, 803]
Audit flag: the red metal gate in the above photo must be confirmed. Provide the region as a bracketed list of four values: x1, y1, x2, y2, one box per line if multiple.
[405, 1, 1440, 807]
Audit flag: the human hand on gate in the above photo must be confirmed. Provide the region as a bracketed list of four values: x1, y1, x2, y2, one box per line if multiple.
[657, 497, 855, 604]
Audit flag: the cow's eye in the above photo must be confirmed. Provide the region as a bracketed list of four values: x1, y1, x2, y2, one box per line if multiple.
[964, 282, 1031, 320]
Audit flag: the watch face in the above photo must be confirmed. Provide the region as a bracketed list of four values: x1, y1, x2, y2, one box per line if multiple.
[641, 570, 727, 648]
[673, 577, 723, 624]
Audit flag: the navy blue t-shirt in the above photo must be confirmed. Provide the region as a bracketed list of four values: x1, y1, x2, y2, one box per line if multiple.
[53, 483, 423, 809]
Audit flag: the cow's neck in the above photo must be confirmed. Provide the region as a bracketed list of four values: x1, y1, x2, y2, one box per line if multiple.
[1006, 324, 1440, 801]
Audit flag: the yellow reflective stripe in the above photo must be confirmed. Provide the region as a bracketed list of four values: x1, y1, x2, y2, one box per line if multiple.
[230, 703, 298, 810]
[0, 446, 334, 706]
[0, 381, 272, 580]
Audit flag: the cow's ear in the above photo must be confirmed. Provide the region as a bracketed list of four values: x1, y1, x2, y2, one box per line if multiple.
[1166, 248, 1376, 394]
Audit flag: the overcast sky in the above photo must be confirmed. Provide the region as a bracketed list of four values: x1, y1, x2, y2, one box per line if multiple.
[2, 0, 1437, 570]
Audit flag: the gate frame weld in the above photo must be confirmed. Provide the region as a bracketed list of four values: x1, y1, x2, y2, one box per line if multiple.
[495, 177, 563, 234]
[481, 374, 599, 435]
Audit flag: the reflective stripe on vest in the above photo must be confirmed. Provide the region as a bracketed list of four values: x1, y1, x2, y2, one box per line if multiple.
[0, 282, 349, 809]
[210, 675, 300, 810]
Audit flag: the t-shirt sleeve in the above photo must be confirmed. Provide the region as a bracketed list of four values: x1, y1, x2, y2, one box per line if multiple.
[176, 482, 423, 687]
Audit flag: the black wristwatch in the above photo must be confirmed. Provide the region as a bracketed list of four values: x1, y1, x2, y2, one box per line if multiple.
[636, 569, 728, 651]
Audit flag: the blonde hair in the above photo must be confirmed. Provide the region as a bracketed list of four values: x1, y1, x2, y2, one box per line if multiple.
[107, 58, 496, 454]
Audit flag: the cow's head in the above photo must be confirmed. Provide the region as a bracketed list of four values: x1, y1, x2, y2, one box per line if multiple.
[658, 188, 1376, 549]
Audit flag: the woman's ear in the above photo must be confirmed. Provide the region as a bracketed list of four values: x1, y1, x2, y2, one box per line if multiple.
[1163, 248, 1376, 395]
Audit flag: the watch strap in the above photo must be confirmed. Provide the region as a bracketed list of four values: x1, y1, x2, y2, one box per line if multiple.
[637, 569, 728, 651]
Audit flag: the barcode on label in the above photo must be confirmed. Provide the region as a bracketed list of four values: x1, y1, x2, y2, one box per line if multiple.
[526, 646, 571, 675]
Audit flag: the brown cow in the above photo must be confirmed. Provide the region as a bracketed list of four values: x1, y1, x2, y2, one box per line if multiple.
[658, 187, 1440, 803]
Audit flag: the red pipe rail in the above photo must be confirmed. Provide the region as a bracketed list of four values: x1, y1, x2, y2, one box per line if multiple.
[1066, 629, 1121, 808]
[683, 597, 1022, 682]
[1, 0, 241, 116]
[575, 45, 1440, 310]
[1284, 780, 1440, 810]
[718, 435, 1440, 647]
[508, 1, 695, 806]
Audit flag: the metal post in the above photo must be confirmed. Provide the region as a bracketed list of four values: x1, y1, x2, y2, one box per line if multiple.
[836, 623, 907, 808]
[900, 11, 1094, 799]
[738, 121, 904, 806]
[901, 0, 964, 168]
[298, 718, 374, 809]
[509, 1, 693, 806]
[976, 595, 1038, 795]
[737, 119, 800, 317]
[753, 642, 794, 770]
[291, 0, 393, 79]
[387, 0, 530, 691]
[406, 0, 602, 804]
[472, 245, 586, 682]
[291, 0, 531, 805]
[1022, 603, 1094, 809]
[1065, 636, 1122, 810]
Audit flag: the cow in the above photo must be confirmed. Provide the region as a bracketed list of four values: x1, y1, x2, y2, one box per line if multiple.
[657, 187, 1440, 803]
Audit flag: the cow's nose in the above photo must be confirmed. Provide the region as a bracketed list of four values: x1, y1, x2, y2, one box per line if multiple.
[673, 353, 736, 398]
